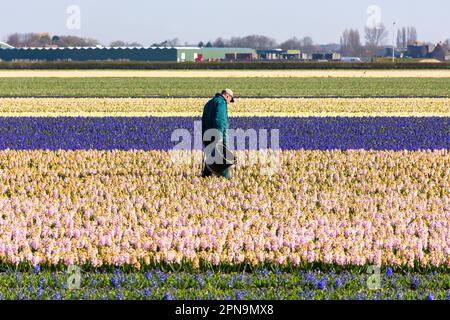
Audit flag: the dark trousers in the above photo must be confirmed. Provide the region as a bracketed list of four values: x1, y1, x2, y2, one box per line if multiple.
[201, 161, 231, 179]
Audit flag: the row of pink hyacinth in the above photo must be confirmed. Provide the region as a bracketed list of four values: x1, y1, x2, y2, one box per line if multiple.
[0, 149, 449, 269]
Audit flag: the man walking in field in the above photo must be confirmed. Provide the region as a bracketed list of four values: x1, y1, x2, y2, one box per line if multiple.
[201, 89, 234, 179]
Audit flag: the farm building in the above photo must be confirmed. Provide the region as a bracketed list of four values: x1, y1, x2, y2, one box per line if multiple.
[0, 46, 255, 62]
[406, 42, 434, 58]
[405, 42, 449, 61]
[311, 52, 341, 61]
[428, 43, 450, 61]
[256, 49, 301, 60]
[381, 47, 402, 58]
[0, 41, 14, 49]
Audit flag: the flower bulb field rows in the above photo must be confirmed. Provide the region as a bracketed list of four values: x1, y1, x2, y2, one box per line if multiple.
[0, 74, 449, 300]
[0, 77, 450, 97]
[0, 97, 449, 117]
[0, 116, 448, 151]
[0, 149, 449, 268]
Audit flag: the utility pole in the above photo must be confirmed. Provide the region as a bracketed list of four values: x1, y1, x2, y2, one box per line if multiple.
[392, 22, 396, 62]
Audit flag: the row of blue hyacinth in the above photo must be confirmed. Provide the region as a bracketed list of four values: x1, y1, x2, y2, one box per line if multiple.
[0, 267, 449, 300]
[0, 117, 448, 150]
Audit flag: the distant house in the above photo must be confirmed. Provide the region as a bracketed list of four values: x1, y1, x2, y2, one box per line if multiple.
[428, 43, 450, 61]
[301, 53, 312, 60]
[0, 46, 255, 62]
[406, 42, 434, 58]
[381, 47, 402, 58]
[406, 41, 449, 61]
[312, 52, 341, 61]
[256, 49, 301, 60]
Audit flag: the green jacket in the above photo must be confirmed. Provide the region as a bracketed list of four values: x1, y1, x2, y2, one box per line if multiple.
[202, 93, 229, 146]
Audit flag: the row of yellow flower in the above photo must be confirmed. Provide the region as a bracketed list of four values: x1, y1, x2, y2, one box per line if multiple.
[0, 149, 448, 268]
[0, 97, 449, 117]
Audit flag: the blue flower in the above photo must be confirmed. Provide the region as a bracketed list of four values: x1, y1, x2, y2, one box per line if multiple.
[195, 274, 205, 287]
[33, 265, 41, 274]
[334, 278, 343, 288]
[111, 276, 120, 288]
[164, 293, 172, 300]
[36, 288, 44, 299]
[426, 293, 435, 300]
[410, 277, 420, 290]
[317, 280, 326, 290]
[385, 267, 393, 278]
[0, 117, 446, 151]
[54, 292, 61, 300]
[158, 273, 167, 283]
[143, 288, 152, 298]
[235, 291, 244, 300]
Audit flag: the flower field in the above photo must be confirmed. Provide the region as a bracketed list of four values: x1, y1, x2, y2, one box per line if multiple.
[1, 69, 450, 78]
[0, 149, 449, 269]
[0, 97, 449, 117]
[1, 77, 449, 97]
[0, 74, 449, 300]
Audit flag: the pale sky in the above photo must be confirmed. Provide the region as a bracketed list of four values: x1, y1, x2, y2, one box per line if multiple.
[1, 0, 448, 45]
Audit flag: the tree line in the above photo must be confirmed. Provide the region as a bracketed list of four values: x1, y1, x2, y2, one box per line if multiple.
[4, 29, 449, 59]
[340, 25, 420, 57]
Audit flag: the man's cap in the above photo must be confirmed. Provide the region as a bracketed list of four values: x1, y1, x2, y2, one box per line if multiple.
[223, 88, 234, 103]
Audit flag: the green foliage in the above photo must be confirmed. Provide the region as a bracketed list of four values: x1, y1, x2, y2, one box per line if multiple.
[0, 77, 449, 97]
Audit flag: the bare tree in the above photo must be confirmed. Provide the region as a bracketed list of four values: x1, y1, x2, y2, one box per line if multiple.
[110, 40, 142, 47]
[402, 27, 407, 48]
[280, 37, 302, 50]
[407, 27, 417, 45]
[300, 36, 315, 53]
[365, 24, 388, 56]
[55, 35, 100, 47]
[6, 33, 21, 47]
[396, 26, 418, 50]
[110, 40, 127, 47]
[7, 32, 52, 47]
[340, 29, 362, 56]
[213, 38, 226, 47]
[165, 38, 179, 47]
[396, 29, 403, 50]
[228, 35, 278, 50]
